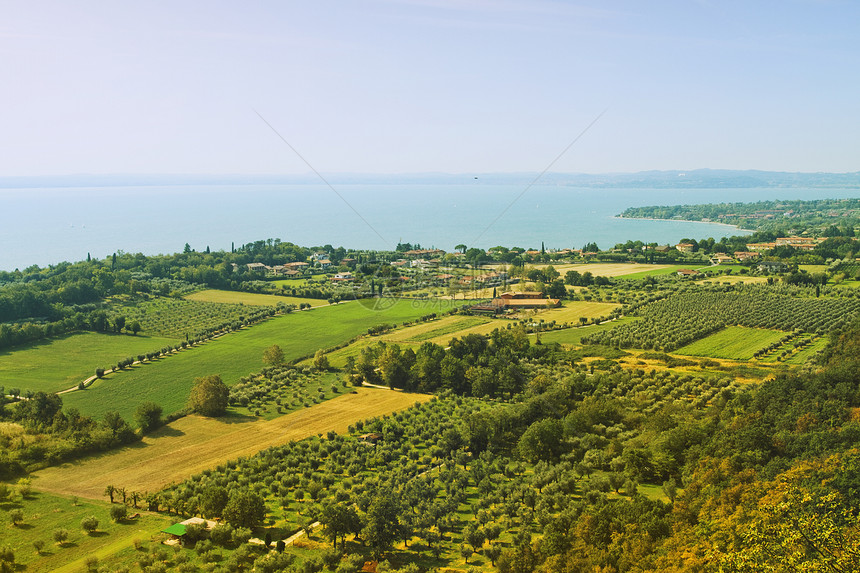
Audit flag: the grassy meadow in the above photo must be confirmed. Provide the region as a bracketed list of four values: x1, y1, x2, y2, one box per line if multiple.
[675, 326, 786, 360]
[0, 332, 173, 394]
[60, 299, 461, 421]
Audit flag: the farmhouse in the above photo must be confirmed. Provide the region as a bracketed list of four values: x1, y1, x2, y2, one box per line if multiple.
[676, 269, 700, 277]
[331, 272, 353, 282]
[411, 258, 437, 269]
[403, 249, 445, 258]
[162, 517, 217, 546]
[318, 259, 332, 270]
[735, 251, 759, 262]
[758, 261, 788, 273]
[488, 292, 561, 310]
[774, 236, 825, 251]
[499, 291, 545, 300]
[246, 262, 270, 273]
[358, 432, 383, 444]
[675, 243, 695, 253]
[710, 254, 734, 265]
[746, 242, 775, 251]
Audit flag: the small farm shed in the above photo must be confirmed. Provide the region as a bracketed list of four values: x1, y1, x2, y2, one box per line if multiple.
[162, 523, 187, 545]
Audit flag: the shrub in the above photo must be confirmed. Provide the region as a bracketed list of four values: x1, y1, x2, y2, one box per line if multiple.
[8, 509, 23, 527]
[0, 546, 15, 572]
[53, 528, 69, 545]
[81, 516, 99, 534]
[110, 504, 128, 522]
[210, 524, 233, 546]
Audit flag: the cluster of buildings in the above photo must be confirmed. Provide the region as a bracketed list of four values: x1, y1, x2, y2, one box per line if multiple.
[244, 261, 311, 276]
[746, 236, 827, 252]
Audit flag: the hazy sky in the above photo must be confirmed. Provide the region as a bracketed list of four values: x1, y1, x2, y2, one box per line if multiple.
[2, 0, 859, 176]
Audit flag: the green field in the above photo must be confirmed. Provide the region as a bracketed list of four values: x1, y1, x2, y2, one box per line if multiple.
[0, 489, 172, 573]
[527, 317, 639, 346]
[784, 337, 828, 364]
[61, 299, 462, 421]
[675, 326, 787, 360]
[404, 316, 490, 342]
[0, 332, 173, 394]
[270, 278, 315, 288]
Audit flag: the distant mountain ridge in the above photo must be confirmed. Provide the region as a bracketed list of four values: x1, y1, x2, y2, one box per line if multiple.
[2, 169, 859, 189]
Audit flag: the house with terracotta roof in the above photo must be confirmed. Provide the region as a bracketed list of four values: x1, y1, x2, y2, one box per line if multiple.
[734, 251, 759, 262]
[499, 291, 545, 300]
[746, 242, 775, 251]
[710, 253, 734, 265]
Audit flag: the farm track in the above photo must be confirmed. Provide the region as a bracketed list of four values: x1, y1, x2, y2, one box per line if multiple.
[32, 387, 430, 500]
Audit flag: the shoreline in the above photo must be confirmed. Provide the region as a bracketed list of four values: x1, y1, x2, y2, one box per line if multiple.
[614, 215, 754, 234]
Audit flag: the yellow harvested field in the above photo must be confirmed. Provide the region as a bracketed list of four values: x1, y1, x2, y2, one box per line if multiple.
[185, 289, 325, 307]
[540, 301, 620, 323]
[700, 275, 768, 284]
[32, 387, 429, 500]
[531, 263, 678, 277]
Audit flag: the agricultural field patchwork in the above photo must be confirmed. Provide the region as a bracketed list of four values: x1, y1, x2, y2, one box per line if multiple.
[584, 285, 860, 351]
[33, 387, 429, 500]
[60, 299, 461, 420]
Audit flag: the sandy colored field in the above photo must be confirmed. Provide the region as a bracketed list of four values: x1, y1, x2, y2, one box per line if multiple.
[700, 275, 768, 284]
[540, 301, 620, 323]
[32, 387, 429, 500]
[185, 288, 325, 307]
[534, 263, 678, 277]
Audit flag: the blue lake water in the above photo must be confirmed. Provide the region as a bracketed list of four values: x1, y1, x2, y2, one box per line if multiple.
[1, 183, 857, 271]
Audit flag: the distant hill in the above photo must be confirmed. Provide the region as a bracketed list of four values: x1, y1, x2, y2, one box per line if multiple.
[2, 169, 859, 189]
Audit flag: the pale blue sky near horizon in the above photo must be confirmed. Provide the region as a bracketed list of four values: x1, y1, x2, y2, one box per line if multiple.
[2, 0, 859, 177]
